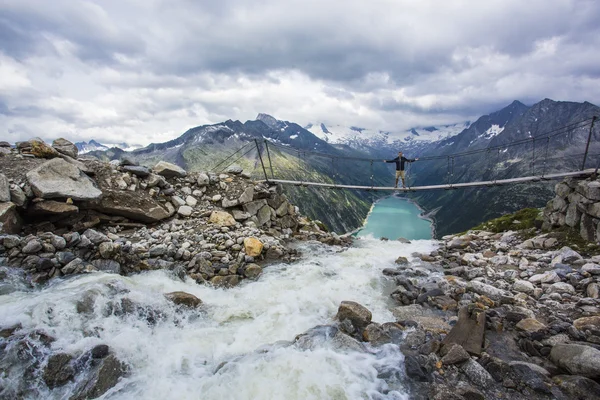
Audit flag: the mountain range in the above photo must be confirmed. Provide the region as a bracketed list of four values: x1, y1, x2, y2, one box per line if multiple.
[83, 98, 600, 237]
[75, 140, 142, 154]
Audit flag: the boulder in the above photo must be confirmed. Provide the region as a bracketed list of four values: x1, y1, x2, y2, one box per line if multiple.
[52, 138, 78, 159]
[243, 237, 263, 257]
[225, 165, 243, 175]
[243, 199, 267, 215]
[18, 139, 59, 158]
[43, 353, 75, 388]
[547, 282, 575, 294]
[336, 301, 372, 331]
[553, 375, 600, 399]
[238, 186, 254, 204]
[122, 165, 150, 177]
[0, 173, 9, 202]
[95, 190, 172, 223]
[550, 344, 600, 378]
[210, 275, 240, 288]
[164, 291, 202, 308]
[153, 161, 186, 178]
[26, 158, 102, 201]
[209, 211, 236, 226]
[70, 354, 128, 400]
[244, 263, 263, 279]
[0, 202, 22, 234]
[256, 205, 272, 226]
[461, 359, 495, 388]
[513, 280, 534, 294]
[581, 263, 600, 275]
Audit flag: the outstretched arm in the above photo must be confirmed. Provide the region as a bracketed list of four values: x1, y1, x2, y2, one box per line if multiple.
[383, 157, 398, 163]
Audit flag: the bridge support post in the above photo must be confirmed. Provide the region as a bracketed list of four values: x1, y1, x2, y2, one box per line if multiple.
[582, 116, 597, 170]
[254, 139, 270, 182]
[264, 140, 275, 179]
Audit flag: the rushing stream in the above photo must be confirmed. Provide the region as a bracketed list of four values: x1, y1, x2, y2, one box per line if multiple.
[0, 238, 436, 399]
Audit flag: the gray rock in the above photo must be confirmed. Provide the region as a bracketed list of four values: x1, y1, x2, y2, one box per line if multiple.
[256, 205, 271, 226]
[550, 344, 600, 378]
[123, 165, 150, 177]
[565, 203, 581, 227]
[581, 263, 600, 275]
[553, 375, 600, 399]
[22, 239, 42, 254]
[441, 344, 471, 365]
[149, 244, 167, 257]
[9, 185, 27, 207]
[0, 173, 9, 202]
[52, 138, 78, 158]
[0, 202, 22, 234]
[231, 209, 251, 220]
[171, 196, 186, 207]
[26, 158, 102, 200]
[153, 161, 186, 178]
[225, 165, 243, 175]
[185, 196, 197, 207]
[558, 246, 583, 263]
[197, 173, 210, 186]
[466, 280, 508, 301]
[461, 359, 495, 388]
[221, 197, 239, 208]
[177, 206, 193, 217]
[547, 282, 575, 294]
[83, 229, 110, 245]
[513, 280, 534, 294]
[243, 199, 267, 215]
[238, 186, 254, 204]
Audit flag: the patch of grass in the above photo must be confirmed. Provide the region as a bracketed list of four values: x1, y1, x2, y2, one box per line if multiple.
[470, 208, 543, 233]
[545, 227, 600, 255]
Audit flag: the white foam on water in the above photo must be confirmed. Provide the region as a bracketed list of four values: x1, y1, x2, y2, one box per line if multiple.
[0, 238, 437, 399]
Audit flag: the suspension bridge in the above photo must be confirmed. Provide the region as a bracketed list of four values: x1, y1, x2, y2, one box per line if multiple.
[211, 116, 599, 192]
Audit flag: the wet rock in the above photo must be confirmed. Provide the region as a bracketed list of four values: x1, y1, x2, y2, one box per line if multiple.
[244, 263, 262, 279]
[164, 291, 202, 308]
[70, 354, 128, 400]
[395, 256, 409, 265]
[91, 344, 110, 359]
[404, 355, 430, 382]
[243, 237, 263, 257]
[43, 352, 75, 388]
[336, 301, 372, 332]
[550, 344, 600, 378]
[91, 260, 121, 274]
[26, 158, 102, 200]
[362, 323, 393, 346]
[153, 161, 186, 178]
[210, 275, 240, 288]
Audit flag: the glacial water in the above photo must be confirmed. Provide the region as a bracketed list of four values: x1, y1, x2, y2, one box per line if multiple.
[356, 196, 433, 240]
[0, 238, 437, 399]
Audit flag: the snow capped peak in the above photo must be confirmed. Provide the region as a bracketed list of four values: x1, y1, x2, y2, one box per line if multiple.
[75, 140, 142, 154]
[481, 124, 505, 139]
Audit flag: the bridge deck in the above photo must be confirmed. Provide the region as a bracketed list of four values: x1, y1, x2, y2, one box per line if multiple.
[260, 169, 597, 191]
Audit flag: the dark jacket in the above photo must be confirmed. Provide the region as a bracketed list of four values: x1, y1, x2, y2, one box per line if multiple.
[385, 156, 415, 171]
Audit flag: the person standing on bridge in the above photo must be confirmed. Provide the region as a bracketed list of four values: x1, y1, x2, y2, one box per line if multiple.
[384, 151, 419, 188]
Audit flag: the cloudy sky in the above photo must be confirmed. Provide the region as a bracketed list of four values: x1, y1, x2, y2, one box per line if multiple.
[1, 0, 599, 145]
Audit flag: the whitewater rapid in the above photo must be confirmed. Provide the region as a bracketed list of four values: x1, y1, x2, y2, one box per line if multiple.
[0, 237, 437, 399]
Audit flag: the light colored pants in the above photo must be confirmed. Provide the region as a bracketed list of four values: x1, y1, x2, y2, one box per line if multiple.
[395, 170, 405, 179]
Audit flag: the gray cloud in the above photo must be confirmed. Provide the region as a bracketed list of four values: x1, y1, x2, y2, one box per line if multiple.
[0, 0, 599, 145]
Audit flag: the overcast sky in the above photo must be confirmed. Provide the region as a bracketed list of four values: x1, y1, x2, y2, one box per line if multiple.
[1, 0, 599, 145]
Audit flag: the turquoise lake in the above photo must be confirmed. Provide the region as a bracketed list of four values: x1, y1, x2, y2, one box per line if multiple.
[356, 196, 433, 240]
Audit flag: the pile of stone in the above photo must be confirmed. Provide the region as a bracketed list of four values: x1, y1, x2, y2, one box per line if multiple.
[359, 206, 600, 398]
[0, 138, 348, 288]
[544, 176, 600, 242]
